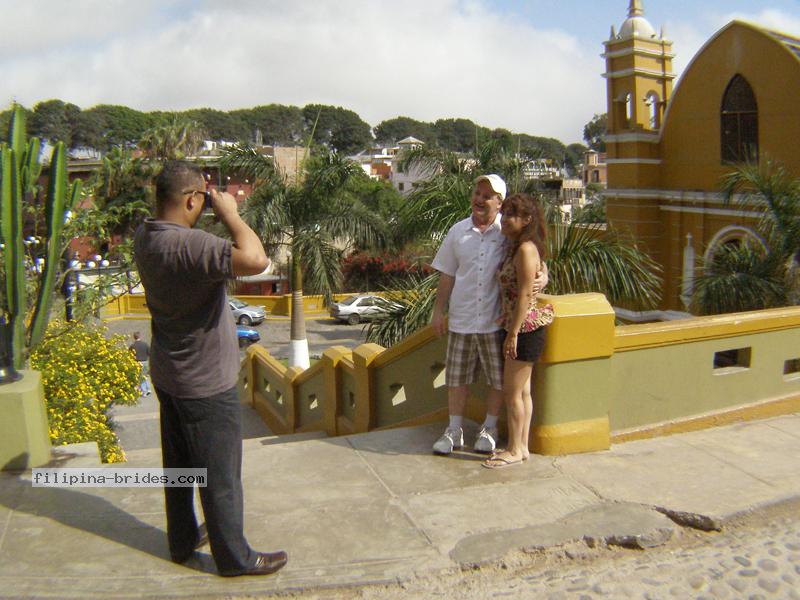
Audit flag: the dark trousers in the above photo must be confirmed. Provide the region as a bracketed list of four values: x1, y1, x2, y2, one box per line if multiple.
[156, 385, 255, 575]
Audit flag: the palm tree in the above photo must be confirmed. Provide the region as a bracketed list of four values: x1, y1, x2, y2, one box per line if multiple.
[220, 145, 385, 367]
[692, 241, 785, 314]
[91, 146, 155, 236]
[722, 159, 800, 263]
[138, 118, 205, 161]
[395, 140, 543, 241]
[366, 141, 661, 346]
[691, 159, 800, 314]
[545, 222, 660, 305]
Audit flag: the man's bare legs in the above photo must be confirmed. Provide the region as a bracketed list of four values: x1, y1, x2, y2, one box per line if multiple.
[433, 383, 505, 454]
[447, 385, 503, 421]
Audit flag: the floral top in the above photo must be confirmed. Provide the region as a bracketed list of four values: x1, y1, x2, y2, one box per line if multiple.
[496, 247, 555, 333]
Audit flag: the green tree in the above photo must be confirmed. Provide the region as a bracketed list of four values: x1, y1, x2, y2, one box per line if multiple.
[302, 104, 373, 154]
[583, 113, 607, 152]
[345, 176, 405, 239]
[182, 108, 249, 141]
[516, 133, 568, 164]
[70, 109, 106, 149]
[80, 105, 156, 150]
[545, 222, 660, 306]
[432, 118, 489, 152]
[90, 146, 156, 236]
[572, 184, 606, 223]
[565, 142, 588, 175]
[373, 116, 436, 145]
[138, 118, 205, 161]
[220, 144, 385, 367]
[29, 99, 81, 146]
[692, 242, 785, 314]
[232, 104, 305, 145]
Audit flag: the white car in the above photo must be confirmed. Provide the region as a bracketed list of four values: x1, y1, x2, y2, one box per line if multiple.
[229, 298, 266, 325]
[329, 294, 398, 325]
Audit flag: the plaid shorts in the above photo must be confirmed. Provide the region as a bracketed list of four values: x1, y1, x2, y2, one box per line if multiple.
[446, 331, 504, 390]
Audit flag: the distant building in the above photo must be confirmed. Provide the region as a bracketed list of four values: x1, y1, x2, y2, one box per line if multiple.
[581, 150, 607, 187]
[352, 146, 397, 181]
[523, 158, 562, 181]
[390, 136, 427, 195]
[560, 177, 586, 206]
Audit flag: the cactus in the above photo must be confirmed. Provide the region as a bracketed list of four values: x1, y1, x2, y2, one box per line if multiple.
[0, 105, 81, 376]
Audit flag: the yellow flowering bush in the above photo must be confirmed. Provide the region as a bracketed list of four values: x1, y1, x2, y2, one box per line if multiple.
[30, 320, 141, 463]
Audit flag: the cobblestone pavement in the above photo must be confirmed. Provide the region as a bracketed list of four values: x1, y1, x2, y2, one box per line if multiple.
[289, 500, 800, 600]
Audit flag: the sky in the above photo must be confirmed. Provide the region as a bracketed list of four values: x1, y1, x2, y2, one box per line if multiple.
[1, 0, 799, 145]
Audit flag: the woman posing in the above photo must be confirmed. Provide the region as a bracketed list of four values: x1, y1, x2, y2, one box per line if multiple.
[483, 193, 554, 469]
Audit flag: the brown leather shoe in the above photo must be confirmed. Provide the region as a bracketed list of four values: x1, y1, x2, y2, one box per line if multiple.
[243, 551, 288, 576]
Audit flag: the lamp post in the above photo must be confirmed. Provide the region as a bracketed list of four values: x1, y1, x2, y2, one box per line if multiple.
[61, 252, 79, 322]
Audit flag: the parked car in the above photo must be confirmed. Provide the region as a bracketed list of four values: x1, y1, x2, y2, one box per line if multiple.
[329, 294, 398, 325]
[236, 325, 260, 348]
[229, 298, 266, 325]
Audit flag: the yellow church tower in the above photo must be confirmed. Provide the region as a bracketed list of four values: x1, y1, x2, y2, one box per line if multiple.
[603, 1, 675, 277]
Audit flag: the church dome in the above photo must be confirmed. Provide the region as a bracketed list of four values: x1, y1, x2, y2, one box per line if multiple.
[618, 1, 658, 40]
[619, 15, 657, 39]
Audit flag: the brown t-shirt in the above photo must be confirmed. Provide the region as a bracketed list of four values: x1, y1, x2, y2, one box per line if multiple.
[133, 218, 238, 398]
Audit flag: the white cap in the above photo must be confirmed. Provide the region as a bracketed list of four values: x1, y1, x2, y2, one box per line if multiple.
[474, 174, 507, 200]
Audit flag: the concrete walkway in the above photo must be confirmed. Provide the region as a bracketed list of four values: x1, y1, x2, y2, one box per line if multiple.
[1, 413, 800, 598]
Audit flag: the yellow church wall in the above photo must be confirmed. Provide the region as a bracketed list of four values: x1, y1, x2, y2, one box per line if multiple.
[660, 22, 800, 191]
[608, 140, 661, 160]
[661, 210, 685, 309]
[658, 204, 762, 309]
[607, 162, 661, 188]
[609, 52, 666, 74]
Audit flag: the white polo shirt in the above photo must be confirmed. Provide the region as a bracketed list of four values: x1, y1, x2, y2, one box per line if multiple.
[431, 214, 507, 334]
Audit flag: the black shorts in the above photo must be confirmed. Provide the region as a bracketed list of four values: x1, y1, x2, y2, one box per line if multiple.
[504, 327, 547, 363]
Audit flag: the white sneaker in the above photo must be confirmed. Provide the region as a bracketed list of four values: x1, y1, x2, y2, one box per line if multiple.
[432, 427, 464, 455]
[474, 426, 499, 454]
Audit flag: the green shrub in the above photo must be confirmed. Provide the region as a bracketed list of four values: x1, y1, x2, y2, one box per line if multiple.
[30, 320, 140, 463]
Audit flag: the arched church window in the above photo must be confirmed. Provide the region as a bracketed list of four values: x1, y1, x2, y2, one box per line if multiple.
[721, 75, 758, 163]
[704, 226, 766, 265]
[646, 92, 660, 129]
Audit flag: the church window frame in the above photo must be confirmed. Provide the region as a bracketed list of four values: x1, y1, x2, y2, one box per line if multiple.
[645, 91, 660, 129]
[720, 75, 759, 164]
[624, 93, 633, 128]
[703, 225, 766, 265]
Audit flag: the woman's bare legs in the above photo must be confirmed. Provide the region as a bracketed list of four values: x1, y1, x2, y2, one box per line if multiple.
[484, 358, 533, 466]
[520, 369, 533, 460]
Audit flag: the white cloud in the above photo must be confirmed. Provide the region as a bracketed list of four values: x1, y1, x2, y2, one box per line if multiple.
[0, 0, 161, 55]
[0, 0, 602, 143]
[720, 8, 800, 36]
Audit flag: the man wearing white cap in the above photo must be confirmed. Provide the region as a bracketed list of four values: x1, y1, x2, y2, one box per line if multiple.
[430, 174, 546, 455]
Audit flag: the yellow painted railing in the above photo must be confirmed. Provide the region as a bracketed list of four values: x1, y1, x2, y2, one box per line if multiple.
[104, 292, 800, 455]
[239, 295, 800, 456]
